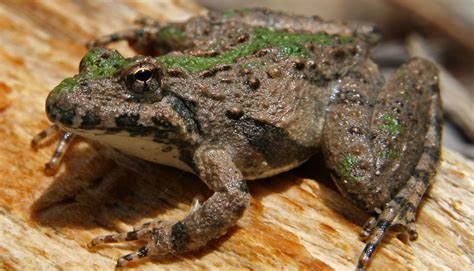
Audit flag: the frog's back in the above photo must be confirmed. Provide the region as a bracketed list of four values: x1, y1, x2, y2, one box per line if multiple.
[161, 9, 379, 179]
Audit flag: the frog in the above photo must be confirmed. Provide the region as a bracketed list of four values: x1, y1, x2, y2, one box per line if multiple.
[32, 8, 442, 270]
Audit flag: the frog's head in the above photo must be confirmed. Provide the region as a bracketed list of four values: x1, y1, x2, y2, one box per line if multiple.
[46, 48, 199, 169]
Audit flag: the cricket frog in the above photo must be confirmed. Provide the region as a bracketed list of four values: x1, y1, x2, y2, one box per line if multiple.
[33, 8, 441, 270]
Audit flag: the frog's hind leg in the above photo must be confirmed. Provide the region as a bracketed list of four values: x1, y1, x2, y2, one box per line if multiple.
[357, 83, 442, 270]
[322, 58, 441, 270]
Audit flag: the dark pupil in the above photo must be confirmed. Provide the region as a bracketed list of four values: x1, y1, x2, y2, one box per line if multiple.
[134, 69, 152, 82]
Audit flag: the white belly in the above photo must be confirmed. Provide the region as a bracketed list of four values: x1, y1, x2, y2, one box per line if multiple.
[72, 130, 195, 173]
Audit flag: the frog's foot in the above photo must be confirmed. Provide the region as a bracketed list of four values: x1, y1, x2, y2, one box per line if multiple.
[32, 125, 75, 174]
[88, 221, 172, 268]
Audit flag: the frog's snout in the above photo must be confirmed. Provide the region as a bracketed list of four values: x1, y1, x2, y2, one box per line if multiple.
[45, 91, 78, 128]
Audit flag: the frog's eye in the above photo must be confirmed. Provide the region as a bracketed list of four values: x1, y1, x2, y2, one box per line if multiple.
[134, 68, 153, 82]
[123, 62, 163, 95]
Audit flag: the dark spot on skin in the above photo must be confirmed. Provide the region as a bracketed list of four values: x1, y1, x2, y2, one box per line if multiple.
[81, 112, 101, 128]
[255, 48, 271, 57]
[349, 126, 363, 134]
[237, 33, 250, 43]
[431, 83, 440, 94]
[168, 68, 186, 77]
[230, 201, 247, 217]
[234, 117, 311, 167]
[245, 76, 260, 90]
[137, 246, 148, 258]
[200, 69, 217, 77]
[305, 43, 315, 52]
[171, 222, 190, 252]
[199, 65, 231, 78]
[226, 106, 244, 120]
[395, 100, 404, 107]
[116, 113, 140, 127]
[238, 181, 249, 193]
[293, 58, 305, 70]
[59, 109, 75, 126]
[331, 47, 346, 61]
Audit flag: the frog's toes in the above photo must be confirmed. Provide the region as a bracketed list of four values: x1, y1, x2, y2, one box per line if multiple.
[115, 245, 150, 269]
[360, 216, 377, 239]
[394, 206, 419, 241]
[89, 221, 175, 268]
[31, 124, 60, 148]
[357, 194, 422, 270]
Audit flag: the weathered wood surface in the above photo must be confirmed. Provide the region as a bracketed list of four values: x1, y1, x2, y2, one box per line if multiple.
[0, 1, 472, 270]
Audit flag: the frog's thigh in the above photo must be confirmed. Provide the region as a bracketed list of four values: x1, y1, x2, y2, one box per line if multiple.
[323, 58, 440, 211]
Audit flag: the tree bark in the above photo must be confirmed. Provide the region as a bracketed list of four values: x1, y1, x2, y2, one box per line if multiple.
[0, 1, 472, 270]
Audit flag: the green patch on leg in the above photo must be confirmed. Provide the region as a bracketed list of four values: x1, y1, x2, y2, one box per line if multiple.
[379, 113, 403, 136]
[340, 154, 363, 182]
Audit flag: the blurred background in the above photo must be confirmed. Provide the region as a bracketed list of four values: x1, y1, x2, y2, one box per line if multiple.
[199, 0, 474, 158]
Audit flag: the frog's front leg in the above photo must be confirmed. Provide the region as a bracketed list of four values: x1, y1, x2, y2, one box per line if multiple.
[32, 125, 76, 173]
[322, 58, 441, 270]
[88, 145, 251, 268]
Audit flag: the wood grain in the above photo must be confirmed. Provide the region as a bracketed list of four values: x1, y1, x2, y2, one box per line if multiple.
[0, 1, 472, 270]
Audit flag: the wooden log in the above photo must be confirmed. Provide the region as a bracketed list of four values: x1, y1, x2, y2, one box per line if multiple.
[0, 1, 472, 270]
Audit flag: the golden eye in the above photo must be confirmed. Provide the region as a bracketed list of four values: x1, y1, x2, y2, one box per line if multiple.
[134, 68, 153, 82]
